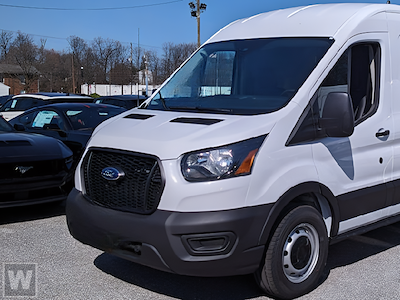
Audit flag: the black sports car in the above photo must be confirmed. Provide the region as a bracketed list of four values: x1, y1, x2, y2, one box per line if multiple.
[94, 94, 147, 109]
[9, 103, 126, 164]
[0, 116, 73, 207]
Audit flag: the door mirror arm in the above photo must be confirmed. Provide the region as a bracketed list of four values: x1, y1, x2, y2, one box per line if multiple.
[13, 123, 25, 131]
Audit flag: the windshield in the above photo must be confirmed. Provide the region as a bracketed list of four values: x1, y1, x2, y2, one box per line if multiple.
[143, 38, 333, 115]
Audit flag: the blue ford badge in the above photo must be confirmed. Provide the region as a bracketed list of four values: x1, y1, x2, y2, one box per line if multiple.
[101, 167, 125, 181]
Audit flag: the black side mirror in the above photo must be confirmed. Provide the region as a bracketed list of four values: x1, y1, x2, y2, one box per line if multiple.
[43, 123, 67, 137]
[58, 131, 67, 138]
[14, 123, 25, 131]
[320, 92, 354, 137]
[44, 123, 61, 130]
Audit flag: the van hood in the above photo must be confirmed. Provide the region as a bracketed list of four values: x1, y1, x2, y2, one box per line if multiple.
[88, 110, 277, 160]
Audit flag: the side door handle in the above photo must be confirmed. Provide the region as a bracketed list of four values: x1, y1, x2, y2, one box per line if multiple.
[376, 129, 390, 138]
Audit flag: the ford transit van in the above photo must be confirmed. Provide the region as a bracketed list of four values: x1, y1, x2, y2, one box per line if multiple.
[66, 3, 400, 299]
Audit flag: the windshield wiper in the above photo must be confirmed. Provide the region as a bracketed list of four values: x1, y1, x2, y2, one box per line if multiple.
[168, 106, 233, 113]
[143, 92, 170, 110]
[158, 92, 169, 110]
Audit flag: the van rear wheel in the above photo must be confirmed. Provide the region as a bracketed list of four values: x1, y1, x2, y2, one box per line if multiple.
[255, 205, 328, 299]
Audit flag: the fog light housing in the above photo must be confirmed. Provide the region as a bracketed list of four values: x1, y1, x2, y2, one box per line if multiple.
[181, 232, 236, 256]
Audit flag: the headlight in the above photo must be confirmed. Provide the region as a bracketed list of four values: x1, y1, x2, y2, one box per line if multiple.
[181, 135, 267, 182]
[57, 140, 73, 158]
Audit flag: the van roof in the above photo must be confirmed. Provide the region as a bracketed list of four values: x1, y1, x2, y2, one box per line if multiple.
[206, 3, 399, 44]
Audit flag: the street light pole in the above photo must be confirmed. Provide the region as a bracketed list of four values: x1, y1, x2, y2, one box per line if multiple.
[196, 0, 200, 47]
[80, 66, 84, 94]
[189, 1, 206, 48]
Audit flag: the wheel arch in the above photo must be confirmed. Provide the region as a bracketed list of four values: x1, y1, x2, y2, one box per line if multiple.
[258, 182, 340, 246]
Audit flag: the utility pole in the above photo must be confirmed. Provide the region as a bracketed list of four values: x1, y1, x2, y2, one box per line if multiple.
[80, 66, 84, 92]
[72, 53, 75, 93]
[144, 54, 148, 96]
[189, 1, 207, 47]
[130, 42, 133, 95]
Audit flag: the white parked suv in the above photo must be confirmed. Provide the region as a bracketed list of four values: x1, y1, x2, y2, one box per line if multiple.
[0, 93, 93, 121]
[66, 3, 400, 299]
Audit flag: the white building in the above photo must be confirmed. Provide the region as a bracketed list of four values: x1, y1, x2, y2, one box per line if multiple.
[0, 82, 10, 96]
[81, 83, 159, 96]
[81, 70, 158, 96]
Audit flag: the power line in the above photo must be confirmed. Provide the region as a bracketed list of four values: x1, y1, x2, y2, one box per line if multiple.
[0, 28, 163, 50]
[0, 0, 183, 11]
[0, 28, 65, 40]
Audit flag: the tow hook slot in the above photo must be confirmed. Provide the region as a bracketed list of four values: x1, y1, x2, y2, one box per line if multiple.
[119, 241, 142, 255]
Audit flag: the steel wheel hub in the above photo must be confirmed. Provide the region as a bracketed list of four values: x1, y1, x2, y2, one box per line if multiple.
[282, 223, 319, 283]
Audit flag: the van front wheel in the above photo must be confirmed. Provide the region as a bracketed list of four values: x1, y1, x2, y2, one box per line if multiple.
[255, 205, 328, 299]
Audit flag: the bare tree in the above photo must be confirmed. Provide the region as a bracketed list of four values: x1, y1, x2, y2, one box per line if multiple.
[91, 37, 125, 84]
[0, 31, 13, 61]
[110, 62, 131, 85]
[131, 46, 142, 72]
[36, 49, 68, 92]
[37, 38, 47, 64]
[173, 42, 197, 69]
[143, 49, 160, 85]
[59, 51, 76, 93]
[160, 42, 174, 81]
[83, 47, 101, 86]
[2, 29, 198, 93]
[8, 31, 39, 92]
[160, 42, 197, 82]
[67, 36, 89, 90]
[67, 36, 87, 65]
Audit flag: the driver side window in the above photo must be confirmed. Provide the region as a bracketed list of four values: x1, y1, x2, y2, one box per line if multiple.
[287, 42, 381, 145]
[317, 42, 381, 124]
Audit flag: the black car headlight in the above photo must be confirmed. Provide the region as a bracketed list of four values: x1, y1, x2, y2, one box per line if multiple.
[181, 135, 266, 182]
[57, 140, 73, 158]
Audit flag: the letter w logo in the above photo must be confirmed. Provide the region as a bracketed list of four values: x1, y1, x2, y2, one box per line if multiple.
[8, 270, 33, 290]
[3, 263, 37, 297]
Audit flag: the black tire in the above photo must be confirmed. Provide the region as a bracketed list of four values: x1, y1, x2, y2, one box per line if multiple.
[255, 205, 328, 299]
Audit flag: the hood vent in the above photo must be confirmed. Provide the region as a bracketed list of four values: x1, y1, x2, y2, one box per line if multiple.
[170, 117, 223, 125]
[0, 140, 32, 147]
[124, 114, 154, 120]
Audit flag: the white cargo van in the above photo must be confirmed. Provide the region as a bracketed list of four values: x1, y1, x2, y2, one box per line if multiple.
[66, 3, 400, 299]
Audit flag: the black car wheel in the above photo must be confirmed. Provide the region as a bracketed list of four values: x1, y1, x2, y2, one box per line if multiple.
[255, 205, 328, 299]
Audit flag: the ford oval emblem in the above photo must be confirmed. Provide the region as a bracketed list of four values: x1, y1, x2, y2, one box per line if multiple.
[101, 167, 125, 181]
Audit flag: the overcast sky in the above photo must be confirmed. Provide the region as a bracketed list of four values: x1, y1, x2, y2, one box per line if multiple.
[0, 0, 396, 53]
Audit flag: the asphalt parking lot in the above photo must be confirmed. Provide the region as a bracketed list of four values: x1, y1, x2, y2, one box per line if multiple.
[1, 200, 400, 300]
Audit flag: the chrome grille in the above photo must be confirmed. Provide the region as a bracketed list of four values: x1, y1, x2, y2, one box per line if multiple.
[82, 149, 164, 214]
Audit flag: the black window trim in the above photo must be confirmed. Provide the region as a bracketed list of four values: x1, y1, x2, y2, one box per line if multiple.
[286, 41, 382, 146]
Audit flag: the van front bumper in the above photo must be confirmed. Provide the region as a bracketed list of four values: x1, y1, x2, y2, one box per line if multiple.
[66, 188, 273, 277]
